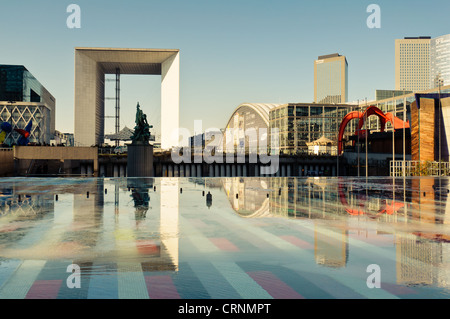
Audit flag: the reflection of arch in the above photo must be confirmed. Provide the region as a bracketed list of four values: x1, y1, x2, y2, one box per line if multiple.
[338, 106, 410, 155]
[338, 183, 365, 215]
[338, 181, 404, 217]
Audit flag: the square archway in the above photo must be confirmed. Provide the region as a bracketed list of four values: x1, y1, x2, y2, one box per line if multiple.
[74, 47, 179, 149]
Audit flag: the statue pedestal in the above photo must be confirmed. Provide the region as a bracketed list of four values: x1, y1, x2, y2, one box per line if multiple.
[127, 143, 154, 177]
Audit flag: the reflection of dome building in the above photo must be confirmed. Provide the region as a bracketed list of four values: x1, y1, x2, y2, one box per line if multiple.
[223, 176, 349, 268]
[223, 177, 273, 218]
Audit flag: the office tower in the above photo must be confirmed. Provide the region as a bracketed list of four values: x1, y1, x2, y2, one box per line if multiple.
[431, 34, 450, 88]
[375, 89, 412, 101]
[0, 65, 55, 144]
[395, 37, 431, 92]
[314, 53, 348, 104]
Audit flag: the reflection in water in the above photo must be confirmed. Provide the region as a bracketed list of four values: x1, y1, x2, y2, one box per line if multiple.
[0, 177, 448, 298]
[314, 223, 348, 268]
[128, 178, 152, 220]
[157, 178, 179, 271]
[223, 177, 450, 286]
[0, 185, 54, 249]
[206, 191, 212, 209]
[0, 178, 179, 273]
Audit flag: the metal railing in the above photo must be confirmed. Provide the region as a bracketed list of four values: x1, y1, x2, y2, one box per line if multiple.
[390, 160, 450, 176]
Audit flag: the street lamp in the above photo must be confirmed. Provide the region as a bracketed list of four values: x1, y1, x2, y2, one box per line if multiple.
[403, 89, 406, 177]
[365, 97, 368, 178]
[357, 99, 360, 177]
[438, 77, 443, 176]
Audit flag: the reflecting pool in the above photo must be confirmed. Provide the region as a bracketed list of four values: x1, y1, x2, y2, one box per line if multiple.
[0, 177, 449, 299]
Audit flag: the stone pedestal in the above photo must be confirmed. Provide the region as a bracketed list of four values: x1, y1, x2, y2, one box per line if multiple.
[127, 143, 154, 177]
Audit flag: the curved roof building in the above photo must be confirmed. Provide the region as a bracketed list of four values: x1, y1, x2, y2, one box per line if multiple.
[213, 103, 282, 153]
[224, 103, 282, 129]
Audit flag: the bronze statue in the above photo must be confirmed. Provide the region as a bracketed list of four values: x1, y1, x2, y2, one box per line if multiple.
[131, 102, 152, 144]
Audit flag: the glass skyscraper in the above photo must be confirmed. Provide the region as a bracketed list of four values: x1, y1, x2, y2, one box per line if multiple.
[314, 54, 348, 104]
[0, 65, 55, 144]
[0, 65, 54, 105]
[431, 34, 450, 88]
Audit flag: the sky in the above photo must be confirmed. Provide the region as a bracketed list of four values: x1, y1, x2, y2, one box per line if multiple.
[1, 0, 449, 140]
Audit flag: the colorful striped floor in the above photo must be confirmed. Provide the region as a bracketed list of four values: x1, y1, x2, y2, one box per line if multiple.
[0, 177, 448, 299]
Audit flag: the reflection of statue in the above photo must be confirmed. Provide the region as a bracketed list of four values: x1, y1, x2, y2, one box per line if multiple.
[128, 178, 153, 222]
[132, 189, 150, 220]
[131, 103, 153, 144]
[206, 191, 212, 209]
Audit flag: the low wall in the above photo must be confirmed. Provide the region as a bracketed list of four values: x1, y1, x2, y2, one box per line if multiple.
[0, 148, 14, 176]
[14, 146, 98, 176]
[14, 146, 97, 160]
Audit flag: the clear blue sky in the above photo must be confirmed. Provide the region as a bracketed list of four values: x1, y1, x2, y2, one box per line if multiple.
[1, 0, 449, 138]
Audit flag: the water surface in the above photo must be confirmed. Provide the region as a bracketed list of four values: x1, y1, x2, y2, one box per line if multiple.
[0, 177, 448, 299]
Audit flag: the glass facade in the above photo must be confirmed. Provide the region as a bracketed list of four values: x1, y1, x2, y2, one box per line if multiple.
[0, 65, 55, 144]
[0, 65, 52, 104]
[431, 34, 450, 88]
[315, 55, 348, 104]
[376, 90, 412, 101]
[269, 103, 352, 155]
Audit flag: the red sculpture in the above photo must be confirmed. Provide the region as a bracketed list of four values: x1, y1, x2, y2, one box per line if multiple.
[338, 105, 410, 155]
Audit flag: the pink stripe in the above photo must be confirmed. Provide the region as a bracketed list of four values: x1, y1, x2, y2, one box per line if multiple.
[190, 219, 208, 228]
[209, 237, 239, 251]
[145, 276, 180, 299]
[136, 240, 160, 255]
[247, 271, 305, 299]
[382, 282, 417, 295]
[25, 280, 62, 299]
[280, 235, 313, 249]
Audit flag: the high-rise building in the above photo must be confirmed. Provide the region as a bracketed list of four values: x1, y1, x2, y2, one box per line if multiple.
[314, 53, 348, 104]
[395, 37, 431, 92]
[0, 65, 55, 144]
[375, 89, 412, 101]
[430, 34, 450, 88]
